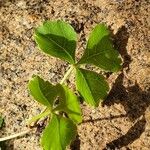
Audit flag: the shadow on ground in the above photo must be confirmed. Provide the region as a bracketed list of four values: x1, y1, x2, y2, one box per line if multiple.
[103, 117, 146, 149]
[103, 73, 150, 121]
[70, 134, 81, 150]
[101, 67, 150, 149]
[101, 26, 150, 149]
[0, 141, 14, 150]
[103, 26, 150, 121]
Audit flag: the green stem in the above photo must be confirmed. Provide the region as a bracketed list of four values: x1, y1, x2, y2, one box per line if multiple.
[60, 65, 74, 84]
[27, 108, 51, 125]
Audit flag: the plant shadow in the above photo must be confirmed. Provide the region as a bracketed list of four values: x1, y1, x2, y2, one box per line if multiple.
[104, 25, 150, 120]
[70, 133, 80, 150]
[103, 116, 146, 149]
[103, 73, 150, 121]
[0, 141, 14, 150]
[101, 25, 150, 148]
[102, 70, 150, 149]
[103, 26, 150, 120]
[112, 26, 131, 70]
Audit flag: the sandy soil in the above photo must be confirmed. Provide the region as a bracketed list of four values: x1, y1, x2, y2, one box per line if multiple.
[0, 0, 150, 149]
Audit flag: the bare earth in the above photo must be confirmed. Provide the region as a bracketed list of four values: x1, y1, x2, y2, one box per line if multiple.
[0, 0, 150, 150]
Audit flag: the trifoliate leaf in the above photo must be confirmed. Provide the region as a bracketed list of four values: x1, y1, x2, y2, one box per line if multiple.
[28, 75, 57, 107]
[55, 84, 82, 124]
[34, 20, 77, 64]
[78, 24, 122, 72]
[76, 68, 109, 107]
[41, 114, 77, 150]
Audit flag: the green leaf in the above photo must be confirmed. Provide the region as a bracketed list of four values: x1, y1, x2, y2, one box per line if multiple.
[55, 84, 82, 124]
[28, 75, 57, 107]
[41, 114, 77, 150]
[0, 116, 4, 128]
[34, 20, 77, 64]
[76, 68, 109, 107]
[78, 24, 122, 72]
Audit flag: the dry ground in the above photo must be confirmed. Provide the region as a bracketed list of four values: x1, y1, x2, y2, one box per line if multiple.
[0, 0, 150, 149]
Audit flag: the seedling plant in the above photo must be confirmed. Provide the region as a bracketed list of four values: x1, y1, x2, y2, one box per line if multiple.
[0, 20, 122, 150]
[27, 20, 122, 150]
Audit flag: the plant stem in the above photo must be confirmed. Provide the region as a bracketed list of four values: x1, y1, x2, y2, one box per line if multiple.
[27, 108, 51, 125]
[60, 65, 74, 84]
[0, 129, 31, 142]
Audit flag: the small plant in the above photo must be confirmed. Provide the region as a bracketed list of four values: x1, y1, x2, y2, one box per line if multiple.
[28, 20, 122, 150]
